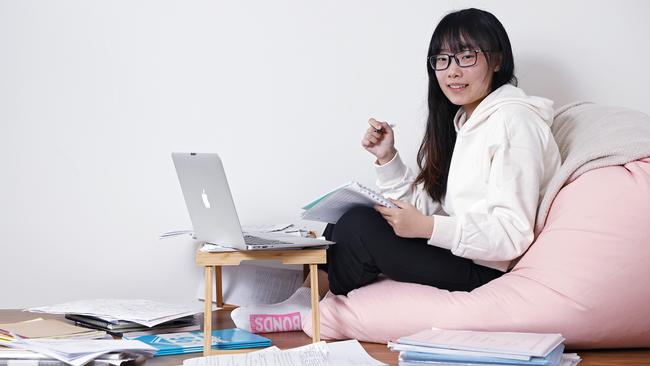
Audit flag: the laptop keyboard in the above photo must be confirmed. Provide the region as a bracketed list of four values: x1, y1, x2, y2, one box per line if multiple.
[243, 235, 293, 247]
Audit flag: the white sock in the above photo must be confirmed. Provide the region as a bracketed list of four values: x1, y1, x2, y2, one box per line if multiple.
[231, 287, 312, 333]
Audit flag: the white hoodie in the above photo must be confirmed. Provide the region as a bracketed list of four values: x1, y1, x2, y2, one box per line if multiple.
[375, 84, 561, 272]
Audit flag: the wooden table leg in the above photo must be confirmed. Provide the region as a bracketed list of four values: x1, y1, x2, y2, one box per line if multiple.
[204, 266, 213, 356]
[215, 265, 223, 308]
[309, 264, 320, 343]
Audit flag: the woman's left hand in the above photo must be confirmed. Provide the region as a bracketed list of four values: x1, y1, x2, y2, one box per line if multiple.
[374, 199, 434, 239]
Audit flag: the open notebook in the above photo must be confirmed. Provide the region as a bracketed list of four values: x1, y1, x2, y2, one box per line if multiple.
[301, 181, 398, 224]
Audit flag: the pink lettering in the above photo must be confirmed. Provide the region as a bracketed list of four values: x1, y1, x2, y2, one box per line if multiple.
[283, 317, 292, 329]
[250, 312, 302, 333]
[253, 317, 263, 332]
[263, 317, 273, 332]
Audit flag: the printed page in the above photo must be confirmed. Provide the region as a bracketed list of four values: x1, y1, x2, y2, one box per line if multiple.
[183, 352, 303, 366]
[197, 263, 304, 306]
[326, 340, 387, 366]
[183, 341, 328, 366]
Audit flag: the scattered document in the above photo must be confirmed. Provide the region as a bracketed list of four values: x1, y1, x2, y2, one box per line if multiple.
[182, 340, 386, 366]
[182, 345, 324, 366]
[160, 224, 300, 240]
[301, 181, 397, 224]
[27, 300, 203, 328]
[271, 341, 330, 366]
[0, 338, 155, 366]
[197, 263, 303, 306]
[326, 340, 387, 365]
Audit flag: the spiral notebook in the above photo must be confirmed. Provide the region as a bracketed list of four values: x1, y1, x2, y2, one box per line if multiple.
[301, 181, 398, 224]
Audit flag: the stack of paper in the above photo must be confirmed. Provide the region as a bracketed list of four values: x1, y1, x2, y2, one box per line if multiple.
[125, 329, 271, 356]
[28, 299, 203, 327]
[0, 318, 106, 340]
[389, 329, 578, 366]
[0, 347, 143, 366]
[0, 338, 155, 366]
[64, 314, 198, 336]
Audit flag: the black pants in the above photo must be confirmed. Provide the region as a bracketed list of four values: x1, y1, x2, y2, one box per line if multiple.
[319, 206, 504, 295]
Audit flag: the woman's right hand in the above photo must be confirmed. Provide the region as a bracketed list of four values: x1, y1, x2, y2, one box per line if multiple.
[362, 118, 397, 165]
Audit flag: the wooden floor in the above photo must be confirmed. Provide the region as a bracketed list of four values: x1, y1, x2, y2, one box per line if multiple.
[169, 309, 650, 366]
[2, 309, 649, 365]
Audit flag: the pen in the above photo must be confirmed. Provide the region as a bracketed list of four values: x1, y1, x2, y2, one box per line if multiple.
[374, 123, 397, 133]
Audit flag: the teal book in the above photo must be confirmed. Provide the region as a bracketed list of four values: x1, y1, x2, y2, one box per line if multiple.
[125, 329, 271, 356]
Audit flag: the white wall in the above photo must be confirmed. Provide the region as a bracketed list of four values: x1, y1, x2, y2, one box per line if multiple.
[1, 0, 649, 308]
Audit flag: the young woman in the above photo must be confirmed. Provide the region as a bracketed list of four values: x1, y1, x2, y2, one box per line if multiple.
[232, 8, 561, 333]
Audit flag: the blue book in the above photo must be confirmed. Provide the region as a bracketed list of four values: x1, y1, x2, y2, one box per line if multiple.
[126, 328, 271, 356]
[399, 343, 565, 366]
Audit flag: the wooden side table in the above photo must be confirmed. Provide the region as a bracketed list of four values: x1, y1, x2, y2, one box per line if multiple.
[196, 248, 327, 356]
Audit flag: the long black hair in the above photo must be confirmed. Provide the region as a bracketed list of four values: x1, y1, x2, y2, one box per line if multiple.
[413, 8, 517, 201]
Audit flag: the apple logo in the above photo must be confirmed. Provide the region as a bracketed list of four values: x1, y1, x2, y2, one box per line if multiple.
[201, 188, 211, 209]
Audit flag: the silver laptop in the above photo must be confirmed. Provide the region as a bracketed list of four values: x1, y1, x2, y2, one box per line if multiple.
[172, 152, 334, 250]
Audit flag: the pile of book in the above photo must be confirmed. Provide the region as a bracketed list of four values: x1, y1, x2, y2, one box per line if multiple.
[388, 328, 581, 366]
[65, 313, 198, 336]
[0, 299, 209, 365]
[28, 299, 202, 336]
[0, 318, 155, 366]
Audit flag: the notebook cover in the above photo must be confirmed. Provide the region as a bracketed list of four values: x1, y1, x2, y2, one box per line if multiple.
[399, 343, 565, 366]
[126, 329, 271, 356]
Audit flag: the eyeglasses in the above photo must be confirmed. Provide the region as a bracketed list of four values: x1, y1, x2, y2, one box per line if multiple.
[428, 49, 485, 71]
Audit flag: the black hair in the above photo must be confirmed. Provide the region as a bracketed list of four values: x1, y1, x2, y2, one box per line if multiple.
[413, 8, 517, 201]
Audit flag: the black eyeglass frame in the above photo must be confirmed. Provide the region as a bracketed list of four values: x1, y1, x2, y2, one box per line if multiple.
[428, 49, 489, 71]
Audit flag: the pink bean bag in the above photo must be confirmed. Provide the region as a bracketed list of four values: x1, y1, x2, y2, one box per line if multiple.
[302, 157, 650, 348]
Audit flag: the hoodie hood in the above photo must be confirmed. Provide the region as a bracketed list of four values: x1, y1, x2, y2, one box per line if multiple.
[454, 84, 554, 134]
